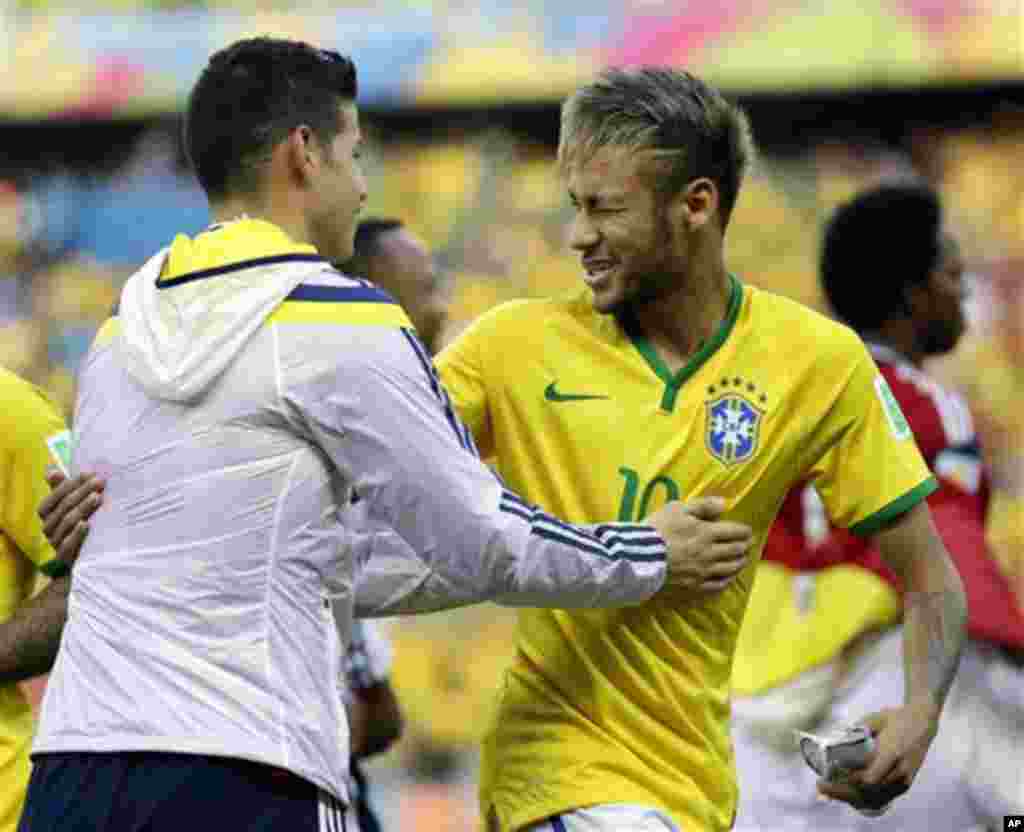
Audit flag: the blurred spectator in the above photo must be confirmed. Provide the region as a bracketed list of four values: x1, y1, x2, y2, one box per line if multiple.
[733, 182, 1024, 830]
[0, 183, 28, 328]
[73, 125, 208, 267]
[932, 260, 1024, 606]
[343, 218, 450, 355]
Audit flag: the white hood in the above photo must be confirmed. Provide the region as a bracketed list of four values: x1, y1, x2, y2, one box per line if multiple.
[115, 220, 322, 402]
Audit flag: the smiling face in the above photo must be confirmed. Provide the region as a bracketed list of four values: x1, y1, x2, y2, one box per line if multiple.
[565, 146, 693, 315]
[307, 102, 367, 264]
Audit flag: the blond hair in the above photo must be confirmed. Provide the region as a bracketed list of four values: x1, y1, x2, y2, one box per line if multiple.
[558, 67, 755, 227]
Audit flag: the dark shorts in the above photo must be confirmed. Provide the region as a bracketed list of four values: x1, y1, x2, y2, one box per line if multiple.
[18, 752, 347, 832]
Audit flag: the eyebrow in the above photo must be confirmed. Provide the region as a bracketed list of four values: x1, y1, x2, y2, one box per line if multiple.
[568, 190, 627, 204]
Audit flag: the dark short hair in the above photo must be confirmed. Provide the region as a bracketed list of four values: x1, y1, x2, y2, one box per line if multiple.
[338, 217, 404, 274]
[353, 218, 404, 259]
[821, 182, 942, 332]
[184, 37, 357, 200]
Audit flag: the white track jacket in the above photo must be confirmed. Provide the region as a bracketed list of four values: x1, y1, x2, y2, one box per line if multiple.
[33, 220, 667, 802]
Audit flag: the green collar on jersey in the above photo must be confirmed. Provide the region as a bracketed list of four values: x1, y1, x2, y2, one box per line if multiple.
[619, 274, 743, 413]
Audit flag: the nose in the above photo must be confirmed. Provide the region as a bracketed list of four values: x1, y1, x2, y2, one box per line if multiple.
[568, 212, 600, 252]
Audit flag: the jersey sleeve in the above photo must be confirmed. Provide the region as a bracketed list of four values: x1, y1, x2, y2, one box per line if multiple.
[881, 363, 976, 467]
[284, 326, 667, 616]
[0, 379, 69, 577]
[886, 366, 983, 496]
[808, 339, 938, 536]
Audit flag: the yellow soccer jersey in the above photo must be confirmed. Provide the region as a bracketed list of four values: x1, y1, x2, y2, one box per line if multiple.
[436, 276, 936, 832]
[0, 368, 68, 832]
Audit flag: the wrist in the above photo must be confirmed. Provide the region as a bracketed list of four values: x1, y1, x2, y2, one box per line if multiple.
[905, 695, 942, 727]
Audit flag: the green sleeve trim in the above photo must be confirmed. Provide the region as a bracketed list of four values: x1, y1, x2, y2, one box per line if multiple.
[39, 559, 71, 579]
[849, 476, 939, 537]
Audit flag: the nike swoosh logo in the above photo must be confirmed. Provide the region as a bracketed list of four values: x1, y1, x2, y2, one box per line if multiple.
[544, 382, 609, 402]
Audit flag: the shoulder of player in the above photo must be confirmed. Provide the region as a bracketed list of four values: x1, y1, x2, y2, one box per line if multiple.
[489, 294, 567, 324]
[284, 267, 399, 304]
[452, 294, 569, 344]
[270, 270, 436, 384]
[269, 268, 412, 329]
[746, 283, 862, 359]
[0, 367, 65, 442]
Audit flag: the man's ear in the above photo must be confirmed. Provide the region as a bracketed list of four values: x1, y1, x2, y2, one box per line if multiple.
[670, 177, 719, 232]
[284, 126, 318, 186]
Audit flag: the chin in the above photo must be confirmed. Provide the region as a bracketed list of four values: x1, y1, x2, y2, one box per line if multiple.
[324, 238, 353, 266]
[589, 284, 627, 315]
[924, 326, 964, 357]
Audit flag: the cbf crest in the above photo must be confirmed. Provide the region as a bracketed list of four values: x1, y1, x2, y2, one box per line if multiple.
[705, 376, 767, 466]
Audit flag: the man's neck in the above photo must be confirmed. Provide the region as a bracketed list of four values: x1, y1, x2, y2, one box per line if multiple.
[210, 196, 311, 248]
[629, 262, 732, 374]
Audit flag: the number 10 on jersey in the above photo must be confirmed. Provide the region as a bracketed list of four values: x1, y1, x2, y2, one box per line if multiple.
[617, 467, 681, 521]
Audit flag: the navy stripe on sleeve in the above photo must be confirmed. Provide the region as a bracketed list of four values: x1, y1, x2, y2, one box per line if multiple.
[404, 332, 477, 453]
[286, 283, 398, 304]
[499, 491, 665, 563]
[592, 522, 666, 549]
[530, 526, 616, 559]
[497, 499, 533, 524]
[401, 328, 477, 456]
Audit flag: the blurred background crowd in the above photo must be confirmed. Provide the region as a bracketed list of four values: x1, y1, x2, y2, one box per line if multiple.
[1, 1, 1021, 829]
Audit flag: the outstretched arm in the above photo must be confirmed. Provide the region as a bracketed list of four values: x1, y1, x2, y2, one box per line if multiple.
[289, 327, 669, 615]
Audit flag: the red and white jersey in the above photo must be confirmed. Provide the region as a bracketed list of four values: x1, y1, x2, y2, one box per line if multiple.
[764, 343, 1024, 649]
